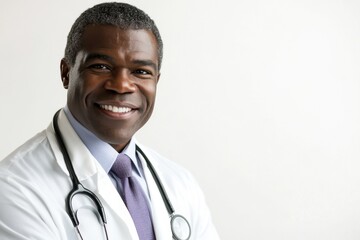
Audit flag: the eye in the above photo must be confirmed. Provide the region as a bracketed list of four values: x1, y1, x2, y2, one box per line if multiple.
[133, 69, 152, 75]
[88, 64, 111, 72]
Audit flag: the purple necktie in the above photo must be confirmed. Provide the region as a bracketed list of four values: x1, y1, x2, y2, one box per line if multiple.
[111, 153, 156, 240]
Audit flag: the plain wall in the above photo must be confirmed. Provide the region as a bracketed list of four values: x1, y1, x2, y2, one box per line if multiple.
[1, 0, 360, 239]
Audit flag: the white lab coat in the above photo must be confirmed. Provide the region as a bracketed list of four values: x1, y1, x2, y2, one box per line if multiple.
[0, 110, 220, 240]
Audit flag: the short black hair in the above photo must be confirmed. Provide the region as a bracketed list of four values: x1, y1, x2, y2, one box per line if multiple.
[64, 2, 163, 69]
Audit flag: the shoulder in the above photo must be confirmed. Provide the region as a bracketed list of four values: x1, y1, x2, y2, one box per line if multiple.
[0, 130, 50, 171]
[0, 129, 69, 228]
[0, 129, 61, 198]
[0, 129, 50, 206]
[0, 130, 69, 239]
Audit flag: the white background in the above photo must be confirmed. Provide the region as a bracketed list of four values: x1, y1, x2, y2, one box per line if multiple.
[1, 0, 360, 239]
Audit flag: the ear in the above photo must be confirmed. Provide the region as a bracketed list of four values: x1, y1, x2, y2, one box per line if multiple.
[60, 58, 70, 89]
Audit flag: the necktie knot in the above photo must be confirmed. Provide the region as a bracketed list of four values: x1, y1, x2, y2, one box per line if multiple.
[111, 153, 132, 179]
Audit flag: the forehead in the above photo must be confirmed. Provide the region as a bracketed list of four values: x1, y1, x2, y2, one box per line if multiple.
[78, 25, 159, 62]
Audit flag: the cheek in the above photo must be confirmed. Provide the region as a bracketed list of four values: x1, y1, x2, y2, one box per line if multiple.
[68, 75, 101, 101]
[145, 86, 158, 121]
[143, 81, 157, 99]
[137, 82, 157, 118]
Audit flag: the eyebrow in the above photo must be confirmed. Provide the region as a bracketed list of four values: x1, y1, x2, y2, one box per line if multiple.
[84, 53, 114, 63]
[132, 60, 158, 70]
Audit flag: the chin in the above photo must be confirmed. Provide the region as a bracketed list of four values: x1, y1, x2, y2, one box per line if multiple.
[99, 132, 134, 149]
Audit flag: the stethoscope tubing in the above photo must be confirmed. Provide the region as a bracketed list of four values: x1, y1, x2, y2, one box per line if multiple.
[135, 145, 175, 215]
[53, 110, 107, 228]
[53, 109, 191, 240]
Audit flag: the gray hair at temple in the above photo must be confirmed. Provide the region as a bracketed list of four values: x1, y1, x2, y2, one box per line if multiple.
[64, 2, 163, 69]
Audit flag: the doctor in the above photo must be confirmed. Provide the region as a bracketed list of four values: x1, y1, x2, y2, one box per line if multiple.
[0, 2, 220, 240]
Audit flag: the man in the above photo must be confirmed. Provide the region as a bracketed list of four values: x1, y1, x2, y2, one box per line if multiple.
[0, 2, 219, 240]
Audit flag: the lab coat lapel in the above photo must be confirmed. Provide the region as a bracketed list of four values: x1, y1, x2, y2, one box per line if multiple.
[96, 167, 140, 240]
[137, 146, 173, 240]
[48, 110, 96, 180]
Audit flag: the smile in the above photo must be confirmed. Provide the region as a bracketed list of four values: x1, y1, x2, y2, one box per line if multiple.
[99, 104, 132, 113]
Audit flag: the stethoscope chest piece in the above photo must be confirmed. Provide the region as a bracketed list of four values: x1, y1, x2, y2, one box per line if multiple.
[170, 214, 191, 240]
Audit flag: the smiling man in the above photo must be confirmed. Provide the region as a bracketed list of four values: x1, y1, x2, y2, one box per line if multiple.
[0, 2, 219, 240]
[61, 25, 159, 152]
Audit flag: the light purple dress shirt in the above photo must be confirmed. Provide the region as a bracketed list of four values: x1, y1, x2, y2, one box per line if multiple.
[63, 106, 150, 201]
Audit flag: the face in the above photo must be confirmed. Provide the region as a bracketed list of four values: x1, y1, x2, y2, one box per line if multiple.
[60, 25, 160, 152]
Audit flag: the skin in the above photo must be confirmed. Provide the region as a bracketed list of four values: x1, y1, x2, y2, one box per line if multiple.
[60, 25, 160, 152]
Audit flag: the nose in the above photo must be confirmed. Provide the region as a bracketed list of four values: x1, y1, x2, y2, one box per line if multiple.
[104, 69, 136, 93]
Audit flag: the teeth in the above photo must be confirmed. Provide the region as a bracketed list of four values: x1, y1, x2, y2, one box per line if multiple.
[100, 105, 132, 113]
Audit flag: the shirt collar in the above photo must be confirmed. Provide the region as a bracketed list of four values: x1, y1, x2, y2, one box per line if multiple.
[63, 106, 140, 174]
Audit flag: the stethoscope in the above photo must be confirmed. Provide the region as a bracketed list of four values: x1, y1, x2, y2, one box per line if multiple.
[52, 110, 191, 240]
